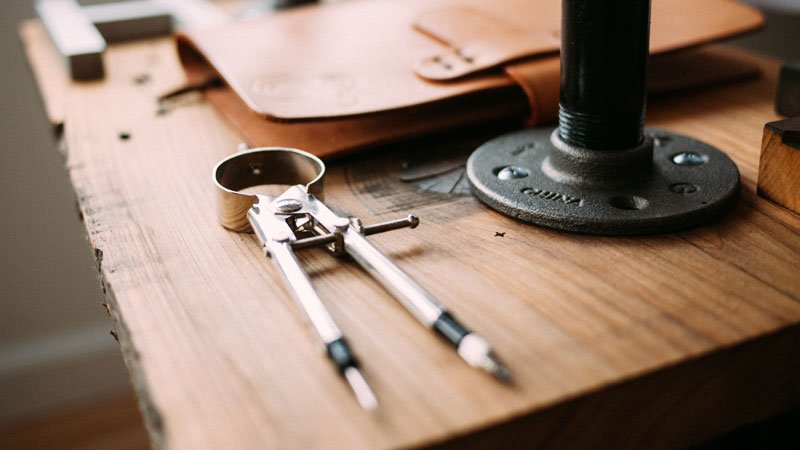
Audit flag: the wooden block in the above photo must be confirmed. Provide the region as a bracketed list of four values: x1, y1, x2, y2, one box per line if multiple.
[758, 116, 800, 214]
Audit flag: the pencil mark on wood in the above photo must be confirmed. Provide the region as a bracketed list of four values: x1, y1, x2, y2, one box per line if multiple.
[345, 135, 495, 214]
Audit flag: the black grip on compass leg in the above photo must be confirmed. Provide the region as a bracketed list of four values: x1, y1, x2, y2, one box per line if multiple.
[433, 312, 471, 347]
[326, 338, 359, 373]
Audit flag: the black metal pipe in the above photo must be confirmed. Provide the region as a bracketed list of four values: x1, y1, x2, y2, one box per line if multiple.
[558, 0, 651, 150]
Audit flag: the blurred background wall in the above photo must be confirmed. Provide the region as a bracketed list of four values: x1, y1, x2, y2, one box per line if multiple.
[0, 0, 131, 427]
[735, 0, 800, 60]
[0, 0, 797, 432]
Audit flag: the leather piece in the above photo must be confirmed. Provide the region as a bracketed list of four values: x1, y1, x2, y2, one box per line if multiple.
[177, 0, 513, 120]
[203, 78, 528, 159]
[196, 45, 758, 159]
[177, 0, 763, 121]
[175, 0, 764, 158]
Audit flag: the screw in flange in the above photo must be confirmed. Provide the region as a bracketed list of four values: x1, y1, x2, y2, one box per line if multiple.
[672, 152, 706, 166]
[496, 166, 530, 180]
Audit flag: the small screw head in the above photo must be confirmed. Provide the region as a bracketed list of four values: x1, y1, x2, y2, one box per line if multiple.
[672, 152, 706, 166]
[275, 199, 303, 213]
[497, 166, 530, 180]
[333, 217, 350, 231]
[407, 214, 420, 229]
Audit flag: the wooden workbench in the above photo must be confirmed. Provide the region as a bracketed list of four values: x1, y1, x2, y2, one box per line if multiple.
[20, 17, 800, 450]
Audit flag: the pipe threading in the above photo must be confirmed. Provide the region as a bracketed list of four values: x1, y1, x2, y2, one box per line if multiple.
[558, 106, 645, 150]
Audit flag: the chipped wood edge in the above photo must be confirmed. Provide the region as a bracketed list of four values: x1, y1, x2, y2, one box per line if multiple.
[92, 247, 168, 450]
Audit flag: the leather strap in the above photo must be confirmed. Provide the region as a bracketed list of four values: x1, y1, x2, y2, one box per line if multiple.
[414, 0, 764, 83]
[413, 6, 559, 81]
[504, 45, 761, 127]
[504, 56, 561, 126]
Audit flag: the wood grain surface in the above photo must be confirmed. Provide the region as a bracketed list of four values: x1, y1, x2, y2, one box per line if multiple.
[19, 18, 800, 450]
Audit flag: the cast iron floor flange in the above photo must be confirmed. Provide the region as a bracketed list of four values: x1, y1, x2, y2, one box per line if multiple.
[466, 127, 740, 235]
